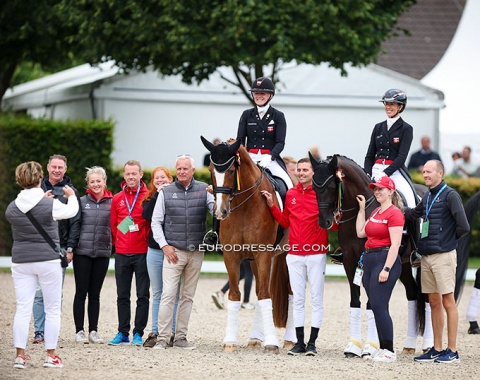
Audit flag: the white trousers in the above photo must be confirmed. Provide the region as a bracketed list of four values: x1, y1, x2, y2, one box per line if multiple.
[286, 253, 326, 328]
[12, 261, 63, 350]
[372, 163, 416, 207]
[249, 152, 294, 189]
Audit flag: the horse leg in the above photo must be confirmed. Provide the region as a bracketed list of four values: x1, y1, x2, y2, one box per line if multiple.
[399, 262, 420, 354]
[343, 258, 363, 358]
[222, 259, 242, 352]
[283, 294, 296, 349]
[362, 303, 379, 358]
[247, 262, 263, 349]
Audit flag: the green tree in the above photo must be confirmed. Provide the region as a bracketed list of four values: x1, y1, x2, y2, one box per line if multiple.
[62, 0, 415, 103]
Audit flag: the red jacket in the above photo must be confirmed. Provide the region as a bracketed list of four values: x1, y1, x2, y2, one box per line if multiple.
[110, 181, 150, 254]
[270, 183, 336, 255]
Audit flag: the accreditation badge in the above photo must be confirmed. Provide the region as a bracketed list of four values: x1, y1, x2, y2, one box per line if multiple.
[420, 218, 429, 239]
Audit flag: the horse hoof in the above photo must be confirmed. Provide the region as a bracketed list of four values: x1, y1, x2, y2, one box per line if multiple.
[223, 343, 237, 352]
[283, 340, 295, 350]
[344, 352, 360, 359]
[264, 345, 279, 354]
[402, 347, 416, 355]
[246, 339, 262, 349]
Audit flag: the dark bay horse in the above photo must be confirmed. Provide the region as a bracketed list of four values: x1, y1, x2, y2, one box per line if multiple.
[201, 136, 292, 353]
[309, 154, 432, 357]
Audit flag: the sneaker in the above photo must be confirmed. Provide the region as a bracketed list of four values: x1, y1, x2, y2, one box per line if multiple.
[288, 342, 306, 356]
[108, 332, 130, 346]
[153, 340, 169, 350]
[75, 330, 89, 344]
[211, 291, 224, 310]
[173, 337, 196, 350]
[13, 354, 30, 369]
[414, 347, 444, 362]
[372, 349, 396, 363]
[241, 302, 255, 310]
[434, 348, 460, 364]
[143, 332, 158, 348]
[89, 330, 104, 344]
[132, 332, 143, 346]
[305, 343, 317, 357]
[468, 325, 480, 334]
[32, 331, 44, 344]
[43, 355, 64, 368]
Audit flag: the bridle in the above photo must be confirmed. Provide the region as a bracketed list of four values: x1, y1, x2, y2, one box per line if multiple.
[210, 153, 265, 213]
[312, 167, 375, 224]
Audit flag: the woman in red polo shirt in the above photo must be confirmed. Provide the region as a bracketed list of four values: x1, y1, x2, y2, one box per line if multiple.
[356, 176, 405, 363]
[364, 89, 416, 207]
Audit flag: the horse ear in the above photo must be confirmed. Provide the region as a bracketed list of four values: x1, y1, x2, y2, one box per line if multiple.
[309, 151, 320, 169]
[227, 139, 242, 155]
[201, 136, 215, 152]
[327, 154, 338, 173]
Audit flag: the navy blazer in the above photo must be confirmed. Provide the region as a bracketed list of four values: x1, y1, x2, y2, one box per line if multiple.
[364, 118, 413, 177]
[237, 106, 286, 160]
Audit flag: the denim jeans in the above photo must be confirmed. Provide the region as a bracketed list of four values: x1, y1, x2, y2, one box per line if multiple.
[33, 266, 66, 333]
[146, 247, 180, 334]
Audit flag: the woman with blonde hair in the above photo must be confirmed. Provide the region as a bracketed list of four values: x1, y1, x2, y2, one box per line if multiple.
[6, 161, 78, 369]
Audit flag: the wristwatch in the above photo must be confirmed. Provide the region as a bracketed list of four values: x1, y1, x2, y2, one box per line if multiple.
[66, 247, 73, 253]
[383, 266, 391, 273]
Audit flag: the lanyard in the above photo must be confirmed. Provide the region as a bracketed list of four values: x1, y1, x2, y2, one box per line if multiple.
[123, 184, 141, 217]
[425, 184, 447, 219]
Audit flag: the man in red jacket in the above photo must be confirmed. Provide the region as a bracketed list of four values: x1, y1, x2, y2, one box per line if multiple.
[262, 158, 336, 357]
[108, 160, 150, 346]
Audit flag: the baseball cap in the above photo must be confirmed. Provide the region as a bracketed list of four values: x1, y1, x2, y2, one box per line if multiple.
[368, 176, 396, 190]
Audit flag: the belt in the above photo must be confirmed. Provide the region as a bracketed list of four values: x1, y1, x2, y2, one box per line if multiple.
[249, 148, 271, 154]
[375, 159, 394, 165]
[364, 246, 390, 254]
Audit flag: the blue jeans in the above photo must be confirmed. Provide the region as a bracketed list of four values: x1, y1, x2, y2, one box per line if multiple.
[146, 247, 179, 334]
[33, 267, 66, 333]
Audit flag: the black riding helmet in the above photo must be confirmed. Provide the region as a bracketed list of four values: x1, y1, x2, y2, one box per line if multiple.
[251, 77, 275, 95]
[379, 89, 407, 113]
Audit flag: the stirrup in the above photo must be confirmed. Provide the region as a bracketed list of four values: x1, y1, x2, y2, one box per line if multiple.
[330, 247, 344, 265]
[410, 250, 421, 268]
[203, 230, 219, 246]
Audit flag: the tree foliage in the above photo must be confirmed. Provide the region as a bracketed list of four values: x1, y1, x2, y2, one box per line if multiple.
[61, 0, 415, 102]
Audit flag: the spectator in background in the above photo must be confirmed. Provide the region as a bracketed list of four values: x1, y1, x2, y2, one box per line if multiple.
[283, 156, 298, 186]
[408, 136, 442, 173]
[32, 154, 81, 344]
[6, 161, 79, 369]
[73, 167, 113, 344]
[203, 138, 221, 167]
[452, 146, 478, 178]
[108, 160, 150, 346]
[141, 167, 179, 348]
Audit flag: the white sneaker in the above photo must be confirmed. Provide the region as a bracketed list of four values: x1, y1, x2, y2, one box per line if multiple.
[211, 291, 224, 310]
[75, 330, 89, 344]
[372, 349, 396, 362]
[89, 330, 104, 344]
[241, 302, 255, 310]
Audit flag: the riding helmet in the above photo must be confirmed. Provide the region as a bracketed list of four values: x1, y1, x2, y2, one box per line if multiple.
[380, 89, 407, 112]
[251, 77, 275, 95]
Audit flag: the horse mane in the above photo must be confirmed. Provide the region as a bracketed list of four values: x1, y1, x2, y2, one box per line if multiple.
[330, 154, 371, 187]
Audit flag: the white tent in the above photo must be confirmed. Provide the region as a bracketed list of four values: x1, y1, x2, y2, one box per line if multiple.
[3, 62, 444, 170]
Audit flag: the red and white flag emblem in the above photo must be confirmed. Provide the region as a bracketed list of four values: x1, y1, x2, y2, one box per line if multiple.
[268, 126, 273, 132]
[393, 137, 400, 143]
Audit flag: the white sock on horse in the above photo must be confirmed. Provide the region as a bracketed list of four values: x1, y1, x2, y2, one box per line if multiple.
[366, 309, 378, 343]
[349, 307, 362, 341]
[466, 288, 480, 322]
[223, 301, 241, 344]
[405, 300, 419, 348]
[283, 294, 296, 343]
[249, 301, 264, 342]
[258, 299, 280, 347]
[422, 303, 434, 350]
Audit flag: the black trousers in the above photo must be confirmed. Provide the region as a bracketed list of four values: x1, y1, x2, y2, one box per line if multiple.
[114, 253, 150, 336]
[73, 255, 110, 333]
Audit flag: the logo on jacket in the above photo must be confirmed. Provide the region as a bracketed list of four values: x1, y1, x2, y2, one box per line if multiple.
[267, 126, 274, 132]
[119, 200, 125, 207]
[393, 137, 400, 143]
[291, 197, 297, 205]
[85, 203, 91, 209]
[172, 193, 178, 199]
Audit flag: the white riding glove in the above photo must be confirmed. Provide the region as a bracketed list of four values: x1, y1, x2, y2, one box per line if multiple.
[258, 155, 272, 168]
[373, 172, 387, 182]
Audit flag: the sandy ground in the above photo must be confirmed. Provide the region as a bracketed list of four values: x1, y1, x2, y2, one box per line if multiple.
[0, 271, 478, 380]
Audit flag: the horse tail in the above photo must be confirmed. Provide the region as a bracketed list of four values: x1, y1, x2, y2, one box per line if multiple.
[416, 268, 426, 336]
[455, 191, 480, 302]
[271, 251, 290, 328]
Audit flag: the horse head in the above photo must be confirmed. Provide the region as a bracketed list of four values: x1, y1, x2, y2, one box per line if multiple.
[310, 152, 339, 229]
[201, 136, 242, 220]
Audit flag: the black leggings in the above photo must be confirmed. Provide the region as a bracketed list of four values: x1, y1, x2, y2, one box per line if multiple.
[73, 255, 110, 333]
[221, 259, 254, 303]
[362, 250, 401, 348]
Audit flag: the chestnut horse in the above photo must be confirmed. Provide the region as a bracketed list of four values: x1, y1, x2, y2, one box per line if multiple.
[309, 154, 433, 357]
[201, 136, 293, 353]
